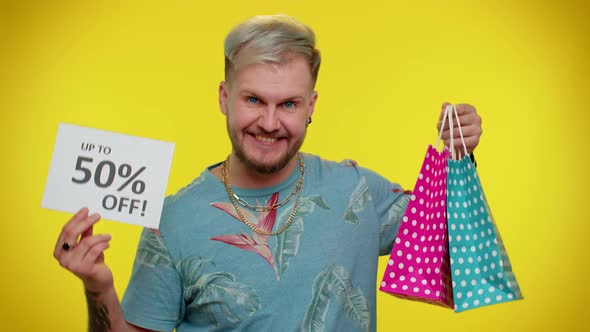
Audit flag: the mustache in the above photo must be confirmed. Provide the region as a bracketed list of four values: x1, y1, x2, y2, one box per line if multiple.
[249, 131, 284, 138]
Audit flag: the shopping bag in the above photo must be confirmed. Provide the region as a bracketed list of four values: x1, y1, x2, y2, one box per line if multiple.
[379, 110, 454, 308]
[445, 105, 523, 312]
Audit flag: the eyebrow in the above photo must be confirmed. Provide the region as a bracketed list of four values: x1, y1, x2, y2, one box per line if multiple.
[240, 90, 305, 103]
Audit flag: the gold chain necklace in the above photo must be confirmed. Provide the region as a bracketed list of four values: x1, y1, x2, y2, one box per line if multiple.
[221, 154, 304, 236]
[226, 154, 304, 212]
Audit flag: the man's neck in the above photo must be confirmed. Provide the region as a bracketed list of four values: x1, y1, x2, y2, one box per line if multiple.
[220, 153, 299, 189]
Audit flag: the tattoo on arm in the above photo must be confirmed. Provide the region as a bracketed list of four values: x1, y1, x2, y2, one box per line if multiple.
[86, 290, 112, 332]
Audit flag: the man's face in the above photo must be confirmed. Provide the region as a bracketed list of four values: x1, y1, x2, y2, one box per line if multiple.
[219, 56, 318, 174]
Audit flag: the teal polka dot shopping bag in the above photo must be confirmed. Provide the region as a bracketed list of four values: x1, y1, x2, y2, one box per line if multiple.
[445, 105, 523, 312]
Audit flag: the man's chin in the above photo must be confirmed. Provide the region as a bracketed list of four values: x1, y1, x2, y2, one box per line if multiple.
[236, 151, 294, 175]
[246, 157, 289, 175]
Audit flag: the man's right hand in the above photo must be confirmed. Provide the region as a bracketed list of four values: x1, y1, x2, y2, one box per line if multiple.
[53, 208, 157, 332]
[53, 207, 113, 293]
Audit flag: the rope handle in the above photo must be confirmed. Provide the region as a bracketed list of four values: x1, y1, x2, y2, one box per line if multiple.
[435, 104, 469, 160]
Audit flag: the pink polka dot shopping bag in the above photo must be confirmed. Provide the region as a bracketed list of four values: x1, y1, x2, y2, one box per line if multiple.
[445, 105, 523, 312]
[379, 110, 454, 308]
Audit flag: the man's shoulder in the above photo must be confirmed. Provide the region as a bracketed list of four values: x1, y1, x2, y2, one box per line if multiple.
[306, 152, 398, 190]
[163, 162, 223, 208]
[306, 152, 377, 178]
[305, 152, 360, 171]
[164, 174, 207, 206]
[156, 163, 225, 236]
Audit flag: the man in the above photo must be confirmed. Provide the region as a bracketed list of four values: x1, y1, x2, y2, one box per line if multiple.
[54, 14, 482, 331]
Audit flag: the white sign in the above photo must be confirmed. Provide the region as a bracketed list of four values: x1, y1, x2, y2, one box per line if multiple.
[42, 123, 175, 228]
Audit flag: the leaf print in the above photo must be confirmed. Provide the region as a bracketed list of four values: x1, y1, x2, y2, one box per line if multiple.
[330, 271, 370, 332]
[210, 193, 280, 279]
[380, 193, 411, 237]
[191, 273, 261, 318]
[211, 193, 278, 234]
[148, 228, 161, 236]
[211, 193, 329, 281]
[211, 202, 257, 225]
[340, 159, 358, 167]
[255, 194, 279, 235]
[273, 217, 304, 278]
[343, 208, 360, 225]
[343, 176, 371, 225]
[136, 228, 173, 269]
[209, 233, 275, 268]
[392, 187, 413, 194]
[176, 256, 214, 282]
[300, 195, 331, 217]
[301, 266, 333, 332]
[301, 265, 370, 332]
[273, 195, 330, 279]
[277, 194, 330, 222]
[340, 287, 370, 331]
[179, 256, 261, 327]
[293, 198, 315, 218]
[308, 195, 330, 211]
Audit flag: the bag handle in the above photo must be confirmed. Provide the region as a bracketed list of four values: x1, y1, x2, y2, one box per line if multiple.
[435, 104, 451, 150]
[435, 104, 470, 160]
[451, 104, 469, 160]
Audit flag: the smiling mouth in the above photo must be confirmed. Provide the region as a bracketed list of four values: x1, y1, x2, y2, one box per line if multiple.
[255, 135, 278, 143]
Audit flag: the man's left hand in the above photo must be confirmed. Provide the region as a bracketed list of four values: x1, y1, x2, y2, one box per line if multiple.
[437, 102, 482, 157]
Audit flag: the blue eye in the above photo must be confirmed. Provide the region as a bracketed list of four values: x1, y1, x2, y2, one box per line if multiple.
[283, 101, 295, 108]
[247, 96, 259, 104]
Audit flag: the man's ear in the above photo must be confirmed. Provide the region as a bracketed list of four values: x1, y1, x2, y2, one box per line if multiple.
[308, 90, 318, 119]
[219, 81, 229, 115]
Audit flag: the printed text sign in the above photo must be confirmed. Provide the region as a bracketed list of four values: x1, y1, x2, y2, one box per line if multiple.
[42, 123, 175, 228]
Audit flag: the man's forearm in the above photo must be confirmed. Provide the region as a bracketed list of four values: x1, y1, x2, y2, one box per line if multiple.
[85, 287, 129, 332]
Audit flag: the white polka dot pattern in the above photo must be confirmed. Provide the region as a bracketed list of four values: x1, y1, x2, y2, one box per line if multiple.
[447, 156, 523, 312]
[380, 145, 453, 308]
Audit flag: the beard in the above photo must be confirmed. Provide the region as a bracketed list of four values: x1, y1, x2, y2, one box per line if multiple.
[228, 123, 305, 175]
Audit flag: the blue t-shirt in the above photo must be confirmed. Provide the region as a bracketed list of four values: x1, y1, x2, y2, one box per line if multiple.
[121, 153, 410, 332]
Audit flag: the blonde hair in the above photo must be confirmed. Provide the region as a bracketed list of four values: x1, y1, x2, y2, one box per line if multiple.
[224, 14, 321, 85]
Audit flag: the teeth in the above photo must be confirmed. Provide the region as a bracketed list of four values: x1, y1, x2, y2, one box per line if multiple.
[255, 135, 277, 143]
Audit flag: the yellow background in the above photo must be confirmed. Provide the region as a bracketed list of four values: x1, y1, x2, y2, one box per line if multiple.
[1, 0, 588, 330]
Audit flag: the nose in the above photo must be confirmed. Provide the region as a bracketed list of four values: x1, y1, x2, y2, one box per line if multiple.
[258, 106, 281, 132]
